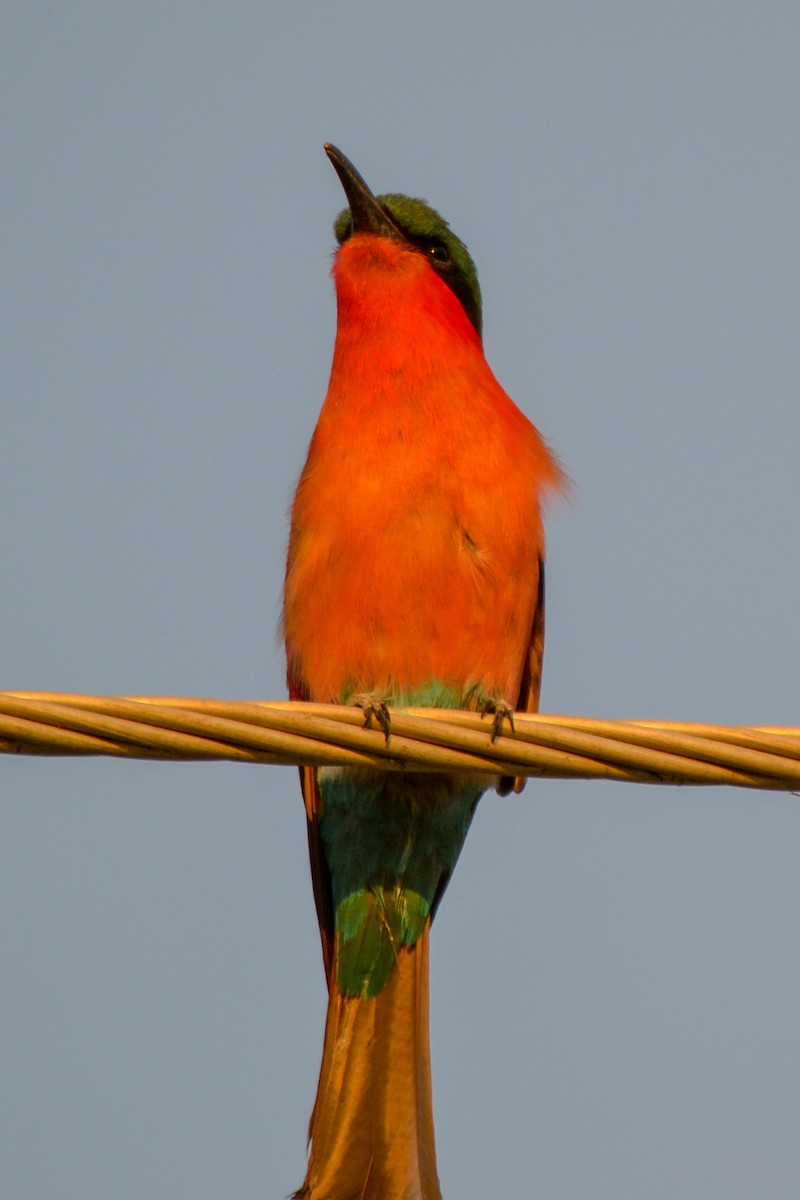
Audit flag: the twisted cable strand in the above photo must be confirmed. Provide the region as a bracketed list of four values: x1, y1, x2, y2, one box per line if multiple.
[2, 692, 800, 791]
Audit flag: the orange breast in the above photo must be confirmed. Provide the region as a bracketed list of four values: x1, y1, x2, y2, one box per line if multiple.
[283, 235, 563, 704]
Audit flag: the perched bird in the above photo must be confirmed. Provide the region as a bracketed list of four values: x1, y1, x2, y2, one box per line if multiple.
[283, 144, 564, 1200]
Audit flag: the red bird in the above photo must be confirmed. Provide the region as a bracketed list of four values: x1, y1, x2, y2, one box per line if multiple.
[283, 145, 564, 1200]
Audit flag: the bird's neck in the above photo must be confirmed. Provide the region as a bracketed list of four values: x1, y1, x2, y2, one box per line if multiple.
[335, 234, 480, 347]
[322, 235, 486, 431]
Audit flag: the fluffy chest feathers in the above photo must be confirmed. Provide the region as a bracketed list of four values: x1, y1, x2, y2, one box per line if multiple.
[283, 235, 561, 703]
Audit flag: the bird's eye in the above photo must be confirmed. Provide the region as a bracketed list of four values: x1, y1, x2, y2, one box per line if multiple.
[428, 240, 451, 264]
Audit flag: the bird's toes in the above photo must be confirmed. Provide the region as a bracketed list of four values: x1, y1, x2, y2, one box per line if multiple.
[352, 693, 392, 743]
[480, 696, 516, 743]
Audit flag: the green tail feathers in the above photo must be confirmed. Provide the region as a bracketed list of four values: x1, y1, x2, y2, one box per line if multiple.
[319, 767, 483, 998]
[336, 887, 430, 998]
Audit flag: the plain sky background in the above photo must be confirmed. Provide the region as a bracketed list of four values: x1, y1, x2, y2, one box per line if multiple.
[3, 4, 800, 1197]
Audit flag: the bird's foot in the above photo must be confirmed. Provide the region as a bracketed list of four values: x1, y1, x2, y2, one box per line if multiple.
[352, 694, 392, 743]
[480, 696, 516, 744]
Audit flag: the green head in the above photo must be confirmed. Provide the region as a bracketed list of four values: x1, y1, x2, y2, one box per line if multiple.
[325, 144, 483, 337]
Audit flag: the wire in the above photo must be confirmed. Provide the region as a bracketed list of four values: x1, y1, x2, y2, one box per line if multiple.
[2, 692, 799, 791]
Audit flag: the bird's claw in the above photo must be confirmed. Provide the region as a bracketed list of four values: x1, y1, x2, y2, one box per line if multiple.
[353, 694, 392, 743]
[480, 697, 516, 744]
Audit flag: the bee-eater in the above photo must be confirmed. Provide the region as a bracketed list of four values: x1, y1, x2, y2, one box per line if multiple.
[283, 144, 564, 1200]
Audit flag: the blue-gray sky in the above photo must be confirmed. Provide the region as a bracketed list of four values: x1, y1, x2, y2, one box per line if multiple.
[3, 4, 800, 1197]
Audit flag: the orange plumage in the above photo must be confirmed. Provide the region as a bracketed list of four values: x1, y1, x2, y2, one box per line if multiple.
[285, 235, 562, 706]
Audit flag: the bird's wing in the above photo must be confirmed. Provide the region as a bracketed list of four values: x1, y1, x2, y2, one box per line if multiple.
[299, 765, 335, 984]
[290, 680, 335, 985]
[498, 555, 545, 796]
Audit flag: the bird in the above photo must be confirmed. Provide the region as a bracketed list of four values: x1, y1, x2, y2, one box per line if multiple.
[283, 144, 564, 1200]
